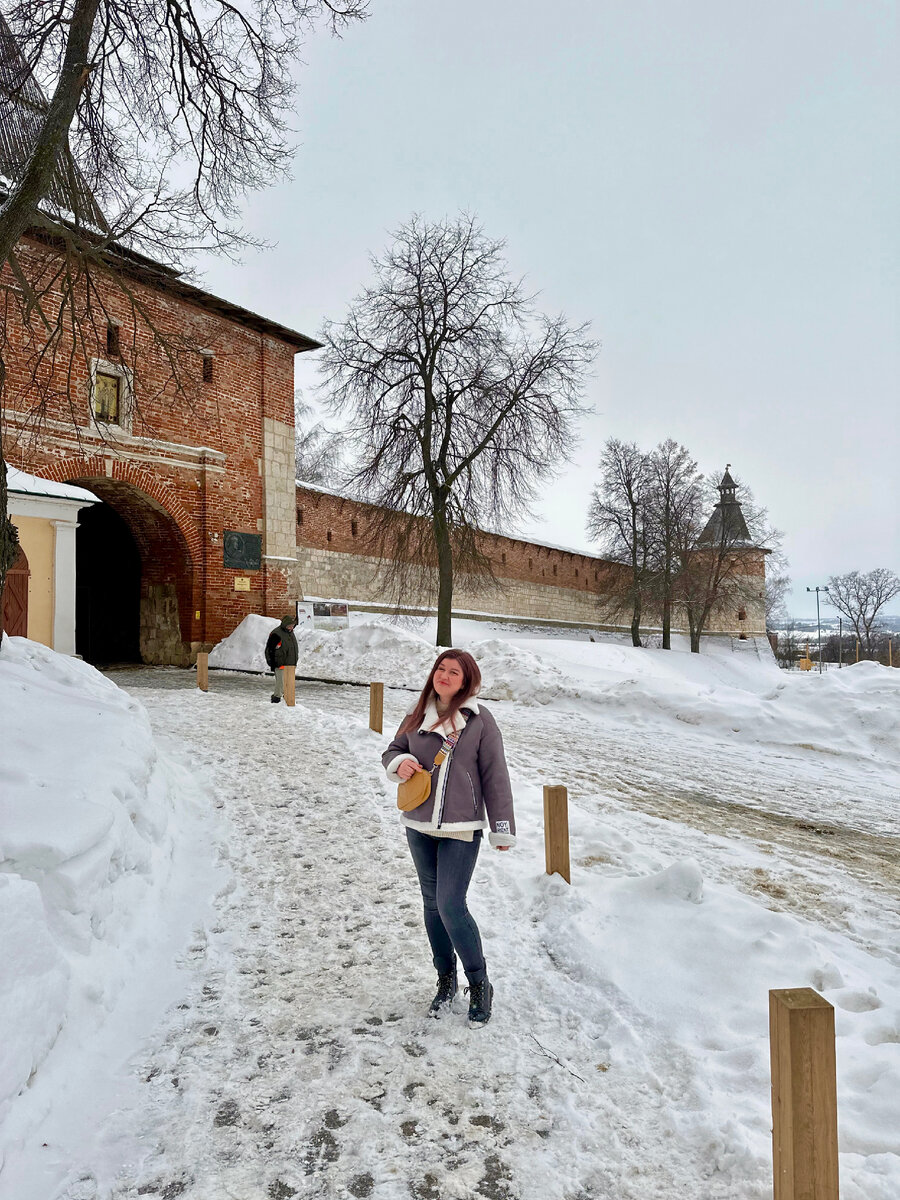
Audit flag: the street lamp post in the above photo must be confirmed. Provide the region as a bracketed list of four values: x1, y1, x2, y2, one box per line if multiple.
[807, 585, 830, 674]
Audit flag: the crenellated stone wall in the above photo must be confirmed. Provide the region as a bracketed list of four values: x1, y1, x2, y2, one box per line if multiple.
[294, 484, 768, 636]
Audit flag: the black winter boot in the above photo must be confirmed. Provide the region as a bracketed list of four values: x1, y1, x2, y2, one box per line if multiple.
[466, 977, 493, 1026]
[270, 695, 281, 703]
[428, 969, 458, 1017]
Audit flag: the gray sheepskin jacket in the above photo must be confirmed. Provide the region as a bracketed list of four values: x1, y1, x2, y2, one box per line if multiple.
[383, 696, 516, 848]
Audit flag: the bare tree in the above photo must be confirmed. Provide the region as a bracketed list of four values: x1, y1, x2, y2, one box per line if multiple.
[646, 439, 703, 649]
[0, 0, 366, 632]
[320, 214, 596, 646]
[586, 438, 651, 646]
[826, 568, 900, 657]
[294, 391, 342, 486]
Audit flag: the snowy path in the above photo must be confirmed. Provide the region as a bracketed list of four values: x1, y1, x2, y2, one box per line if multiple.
[76, 669, 776, 1200]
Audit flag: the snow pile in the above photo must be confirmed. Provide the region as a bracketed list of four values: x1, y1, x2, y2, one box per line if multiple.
[210, 616, 899, 770]
[0, 637, 171, 1139]
[207, 612, 275, 673]
[209, 614, 438, 685]
[524, 810, 900, 1189]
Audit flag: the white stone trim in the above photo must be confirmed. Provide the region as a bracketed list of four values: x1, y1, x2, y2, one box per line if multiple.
[4, 410, 226, 472]
[50, 518, 79, 655]
[7, 490, 97, 655]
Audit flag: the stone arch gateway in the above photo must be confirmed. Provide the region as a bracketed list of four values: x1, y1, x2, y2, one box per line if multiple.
[56, 459, 197, 665]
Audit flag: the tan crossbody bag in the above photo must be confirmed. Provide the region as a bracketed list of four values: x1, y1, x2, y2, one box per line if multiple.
[396, 727, 461, 812]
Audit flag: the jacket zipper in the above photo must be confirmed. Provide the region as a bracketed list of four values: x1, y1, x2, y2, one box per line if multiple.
[436, 755, 452, 828]
[466, 771, 478, 816]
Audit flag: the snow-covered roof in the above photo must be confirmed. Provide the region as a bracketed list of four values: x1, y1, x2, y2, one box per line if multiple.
[295, 478, 606, 562]
[7, 466, 98, 504]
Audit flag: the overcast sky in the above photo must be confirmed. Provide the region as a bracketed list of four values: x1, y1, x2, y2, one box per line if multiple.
[195, 0, 899, 620]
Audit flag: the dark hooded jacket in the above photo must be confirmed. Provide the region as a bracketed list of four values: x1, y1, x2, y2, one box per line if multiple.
[265, 616, 299, 669]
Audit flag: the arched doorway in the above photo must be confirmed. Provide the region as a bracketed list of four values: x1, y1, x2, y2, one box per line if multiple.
[76, 503, 142, 663]
[2, 545, 30, 638]
[70, 477, 195, 666]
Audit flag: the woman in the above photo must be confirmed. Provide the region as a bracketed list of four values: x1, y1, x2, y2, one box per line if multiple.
[382, 649, 515, 1027]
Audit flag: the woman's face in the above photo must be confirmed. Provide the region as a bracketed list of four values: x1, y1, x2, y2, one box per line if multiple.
[433, 657, 465, 702]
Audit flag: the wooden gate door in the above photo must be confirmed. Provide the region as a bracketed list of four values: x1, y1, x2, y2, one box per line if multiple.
[2, 546, 29, 637]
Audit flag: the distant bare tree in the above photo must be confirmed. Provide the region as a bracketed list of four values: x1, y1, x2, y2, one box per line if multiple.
[294, 392, 342, 486]
[765, 570, 791, 626]
[826, 568, 900, 657]
[0, 0, 366, 634]
[774, 622, 800, 670]
[586, 439, 652, 646]
[321, 214, 596, 646]
[646, 439, 703, 649]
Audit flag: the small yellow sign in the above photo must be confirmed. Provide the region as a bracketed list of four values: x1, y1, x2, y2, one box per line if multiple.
[234, 577, 251, 592]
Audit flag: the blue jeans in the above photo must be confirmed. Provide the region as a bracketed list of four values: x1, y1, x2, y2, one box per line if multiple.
[405, 828, 486, 984]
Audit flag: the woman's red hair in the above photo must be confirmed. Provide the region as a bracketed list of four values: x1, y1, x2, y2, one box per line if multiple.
[399, 649, 482, 734]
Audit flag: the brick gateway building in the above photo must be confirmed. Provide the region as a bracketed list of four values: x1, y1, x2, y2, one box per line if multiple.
[3, 239, 318, 664]
[1, 20, 319, 665]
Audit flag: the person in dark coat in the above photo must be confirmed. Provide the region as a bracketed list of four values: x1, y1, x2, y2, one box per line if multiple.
[265, 615, 299, 703]
[382, 649, 515, 1027]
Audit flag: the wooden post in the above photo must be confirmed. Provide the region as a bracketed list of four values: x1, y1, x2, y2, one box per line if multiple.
[369, 682, 384, 733]
[197, 651, 209, 692]
[283, 666, 296, 707]
[769, 988, 839, 1200]
[543, 784, 570, 884]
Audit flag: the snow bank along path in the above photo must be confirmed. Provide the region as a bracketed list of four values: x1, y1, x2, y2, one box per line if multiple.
[0, 638, 220, 1198]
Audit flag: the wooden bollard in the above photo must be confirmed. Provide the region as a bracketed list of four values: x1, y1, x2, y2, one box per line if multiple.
[769, 988, 840, 1200]
[283, 666, 296, 707]
[197, 651, 209, 692]
[369, 682, 384, 734]
[543, 784, 570, 884]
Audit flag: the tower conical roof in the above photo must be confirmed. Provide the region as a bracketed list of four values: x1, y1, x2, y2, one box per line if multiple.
[698, 464, 753, 547]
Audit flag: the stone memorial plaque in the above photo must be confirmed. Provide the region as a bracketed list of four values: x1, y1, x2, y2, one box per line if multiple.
[223, 531, 262, 570]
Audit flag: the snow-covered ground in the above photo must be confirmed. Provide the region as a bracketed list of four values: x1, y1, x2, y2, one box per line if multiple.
[2, 621, 898, 1199]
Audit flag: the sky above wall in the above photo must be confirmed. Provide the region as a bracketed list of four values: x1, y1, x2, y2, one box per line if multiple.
[194, 0, 899, 620]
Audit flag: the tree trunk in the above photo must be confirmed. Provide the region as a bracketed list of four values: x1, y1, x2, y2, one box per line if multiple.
[0, 0, 102, 269]
[0, 0, 100, 647]
[689, 624, 701, 654]
[661, 591, 671, 650]
[0, 455, 20, 645]
[433, 501, 454, 647]
[631, 593, 642, 647]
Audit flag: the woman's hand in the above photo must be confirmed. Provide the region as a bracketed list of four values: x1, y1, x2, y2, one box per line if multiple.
[495, 845, 510, 851]
[397, 759, 423, 781]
